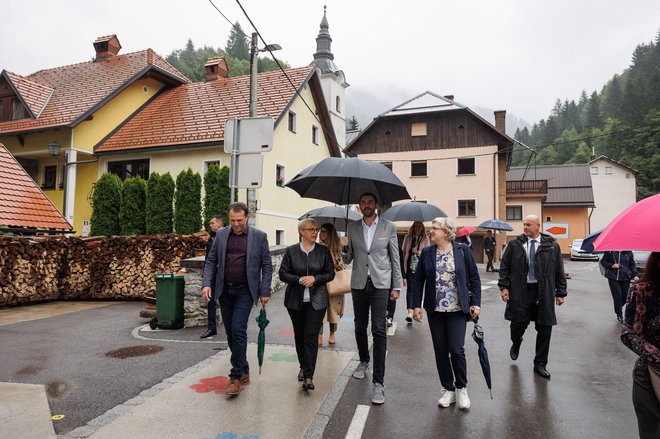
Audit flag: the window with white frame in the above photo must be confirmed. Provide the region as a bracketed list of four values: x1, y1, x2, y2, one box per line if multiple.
[288, 111, 297, 133]
[42, 165, 57, 190]
[335, 96, 341, 113]
[204, 160, 221, 174]
[457, 157, 475, 175]
[458, 199, 476, 217]
[506, 205, 523, 220]
[312, 125, 319, 145]
[276, 164, 285, 187]
[411, 161, 427, 177]
[591, 166, 598, 174]
[605, 166, 613, 174]
[275, 229, 285, 246]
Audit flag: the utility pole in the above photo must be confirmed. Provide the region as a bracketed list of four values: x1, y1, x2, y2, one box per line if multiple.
[246, 32, 259, 226]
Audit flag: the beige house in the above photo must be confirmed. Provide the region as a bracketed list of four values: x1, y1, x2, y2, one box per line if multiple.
[344, 92, 514, 262]
[588, 155, 638, 231]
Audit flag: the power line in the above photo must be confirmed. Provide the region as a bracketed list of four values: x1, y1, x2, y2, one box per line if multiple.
[207, 0, 248, 37]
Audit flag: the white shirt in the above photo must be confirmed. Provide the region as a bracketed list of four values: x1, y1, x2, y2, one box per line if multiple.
[362, 215, 379, 277]
[525, 236, 540, 283]
[299, 242, 315, 302]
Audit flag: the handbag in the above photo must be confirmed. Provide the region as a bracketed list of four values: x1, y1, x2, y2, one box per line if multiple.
[648, 363, 660, 401]
[327, 268, 352, 296]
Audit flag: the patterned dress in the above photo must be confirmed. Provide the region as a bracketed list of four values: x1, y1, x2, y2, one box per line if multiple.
[434, 248, 462, 313]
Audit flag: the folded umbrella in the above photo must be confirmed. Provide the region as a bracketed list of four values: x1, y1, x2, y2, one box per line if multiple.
[381, 201, 447, 222]
[255, 308, 270, 374]
[593, 194, 660, 252]
[478, 219, 513, 231]
[456, 226, 477, 238]
[471, 317, 493, 399]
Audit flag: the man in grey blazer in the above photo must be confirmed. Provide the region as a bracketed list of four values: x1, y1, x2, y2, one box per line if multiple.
[202, 202, 273, 396]
[340, 192, 403, 404]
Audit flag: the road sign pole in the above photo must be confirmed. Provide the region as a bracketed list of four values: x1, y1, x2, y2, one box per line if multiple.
[229, 118, 239, 204]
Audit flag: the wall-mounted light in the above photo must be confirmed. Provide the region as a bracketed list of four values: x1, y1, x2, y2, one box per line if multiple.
[48, 141, 61, 157]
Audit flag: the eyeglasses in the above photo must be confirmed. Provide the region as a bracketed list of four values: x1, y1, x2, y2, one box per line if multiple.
[303, 228, 319, 233]
[431, 226, 443, 231]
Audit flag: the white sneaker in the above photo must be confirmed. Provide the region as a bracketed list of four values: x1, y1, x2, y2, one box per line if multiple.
[456, 387, 471, 410]
[437, 389, 456, 408]
[386, 317, 393, 327]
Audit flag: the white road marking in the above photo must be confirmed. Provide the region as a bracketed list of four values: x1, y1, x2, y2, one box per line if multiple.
[345, 404, 371, 439]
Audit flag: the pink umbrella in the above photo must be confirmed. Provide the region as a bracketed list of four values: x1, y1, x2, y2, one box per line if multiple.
[593, 193, 660, 252]
[456, 226, 477, 238]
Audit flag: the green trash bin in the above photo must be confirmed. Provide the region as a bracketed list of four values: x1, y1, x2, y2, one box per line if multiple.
[155, 274, 185, 329]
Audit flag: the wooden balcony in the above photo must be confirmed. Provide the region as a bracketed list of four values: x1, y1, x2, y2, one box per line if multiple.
[506, 180, 548, 195]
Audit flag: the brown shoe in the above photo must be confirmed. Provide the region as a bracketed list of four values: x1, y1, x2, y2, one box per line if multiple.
[318, 333, 323, 346]
[239, 373, 250, 384]
[328, 332, 336, 345]
[226, 379, 241, 395]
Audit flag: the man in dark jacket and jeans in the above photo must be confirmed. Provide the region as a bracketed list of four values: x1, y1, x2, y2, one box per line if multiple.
[498, 215, 567, 379]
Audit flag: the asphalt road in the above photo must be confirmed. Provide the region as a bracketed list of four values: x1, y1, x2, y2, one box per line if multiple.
[323, 260, 639, 439]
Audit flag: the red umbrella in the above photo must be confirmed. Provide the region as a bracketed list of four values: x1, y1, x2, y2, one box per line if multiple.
[456, 226, 477, 238]
[593, 194, 660, 252]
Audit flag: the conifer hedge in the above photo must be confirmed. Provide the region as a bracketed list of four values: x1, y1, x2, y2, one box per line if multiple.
[90, 173, 122, 236]
[203, 164, 229, 231]
[119, 176, 147, 235]
[174, 169, 202, 234]
[146, 172, 175, 234]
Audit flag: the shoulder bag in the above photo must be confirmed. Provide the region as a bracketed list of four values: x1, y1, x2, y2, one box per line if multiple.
[327, 268, 352, 296]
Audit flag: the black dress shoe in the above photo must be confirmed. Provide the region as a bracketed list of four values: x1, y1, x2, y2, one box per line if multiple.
[302, 379, 315, 391]
[298, 369, 304, 382]
[200, 329, 217, 339]
[510, 343, 520, 361]
[534, 365, 551, 379]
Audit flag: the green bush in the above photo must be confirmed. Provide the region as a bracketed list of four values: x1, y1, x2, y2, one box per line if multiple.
[203, 164, 229, 231]
[120, 176, 147, 235]
[174, 169, 202, 234]
[90, 173, 122, 236]
[146, 172, 175, 234]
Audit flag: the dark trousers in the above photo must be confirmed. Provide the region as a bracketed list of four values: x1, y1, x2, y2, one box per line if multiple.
[353, 280, 389, 385]
[207, 298, 217, 332]
[608, 278, 631, 317]
[218, 284, 253, 380]
[428, 311, 468, 391]
[485, 250, 494, 271]
[405, 271, 416, 310]
[510, 283, 553, 367]
[287, 303, 326, 379]
[387, 296, 396, 320]
[633, 359, 660, 439]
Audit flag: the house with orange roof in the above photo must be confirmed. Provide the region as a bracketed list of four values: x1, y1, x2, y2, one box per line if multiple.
[0, 144, 71, 234]
[1, 23, 343, 244]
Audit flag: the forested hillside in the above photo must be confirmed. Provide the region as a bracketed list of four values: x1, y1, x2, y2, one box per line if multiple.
[166, 23, 289, 82]
[512, 31, 660, 199]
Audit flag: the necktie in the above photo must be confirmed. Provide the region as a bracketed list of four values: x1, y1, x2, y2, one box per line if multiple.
[528, 239, 536, 282]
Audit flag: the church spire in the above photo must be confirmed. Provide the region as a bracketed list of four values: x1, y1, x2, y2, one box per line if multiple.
[312, 5, 338, 73]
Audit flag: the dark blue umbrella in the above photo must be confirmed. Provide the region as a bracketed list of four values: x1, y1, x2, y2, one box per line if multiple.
[478, 219, 513, 231]
[471, 317, 493, 399]
[580, 229, 603, 253]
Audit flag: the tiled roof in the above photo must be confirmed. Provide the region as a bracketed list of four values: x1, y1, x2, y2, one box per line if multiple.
[507, 164, 595, 206]
[0, 49, 189, 135]
[0, 144, 72, 231]
[3, 71, 53, 117]
[96, 65, 315, 152]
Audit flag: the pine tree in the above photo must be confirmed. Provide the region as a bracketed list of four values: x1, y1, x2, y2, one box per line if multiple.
[347, 115, 360, 131]
[120, 176, 147, 235]
[203, 164, 225, 232]
[225, 22, 250, 61]
[174, 169, 202, 234]
[146, 172, 175, 234]
[90, 173, 122, 236]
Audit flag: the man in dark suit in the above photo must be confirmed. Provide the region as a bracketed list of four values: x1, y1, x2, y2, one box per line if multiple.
[340, 192, 402, 405]
[484, 230, 496, 272]
[498, 215, 567, 379]
[202, 202, 272, 396]
[201, 215, 225, 339]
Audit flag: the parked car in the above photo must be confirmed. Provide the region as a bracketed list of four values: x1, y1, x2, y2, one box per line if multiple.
[570, 239, 599, 261]
[632, 250, 652, 273]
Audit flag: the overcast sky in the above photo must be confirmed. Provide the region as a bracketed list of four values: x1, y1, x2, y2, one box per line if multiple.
[1, 0, 659, 127]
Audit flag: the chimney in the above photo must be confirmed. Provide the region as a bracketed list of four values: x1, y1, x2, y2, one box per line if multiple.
[93, 35, 122, 62]
[443, 95, 454, 101]
[204, 57, 229, 81]
[494, 110, 506, 134]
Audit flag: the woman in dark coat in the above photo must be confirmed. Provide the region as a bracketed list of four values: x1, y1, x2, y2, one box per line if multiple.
[413, 217, 481, 410]
[621, 252, 660, 439]
[601, 251, 639, 323]
[279, 219, 335, 391]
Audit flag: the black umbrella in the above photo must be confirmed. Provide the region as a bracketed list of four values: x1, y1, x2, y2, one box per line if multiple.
[580, 229, 603, 253]
[285, 157, 411, 206]
[478, 219, 513, 231]
[471, 317, 493, 399]
[381, 201, 447, 222]
[299, 206, 361, 231]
